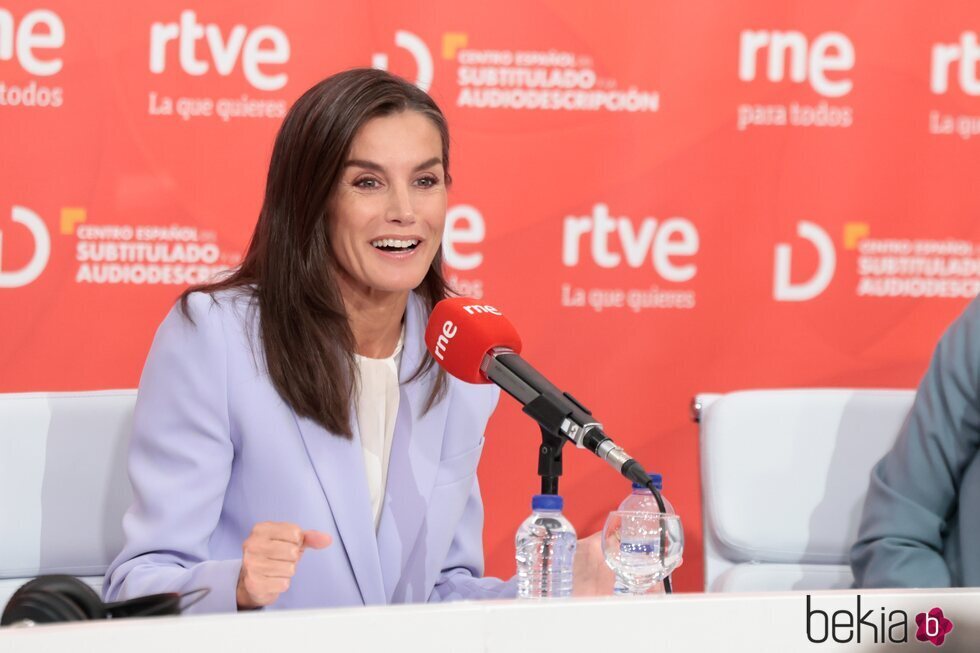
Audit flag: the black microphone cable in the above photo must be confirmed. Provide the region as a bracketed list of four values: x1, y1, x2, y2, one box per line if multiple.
[645, 480, 673, 595]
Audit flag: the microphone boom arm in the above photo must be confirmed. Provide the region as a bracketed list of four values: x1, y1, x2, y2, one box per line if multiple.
[482, 348, 652, 487]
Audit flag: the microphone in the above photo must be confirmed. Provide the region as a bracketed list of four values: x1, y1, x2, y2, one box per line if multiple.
[424, 296, 653, 488]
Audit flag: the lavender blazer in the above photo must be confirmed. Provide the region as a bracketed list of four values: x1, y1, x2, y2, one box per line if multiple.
[103, 290, 514, 613]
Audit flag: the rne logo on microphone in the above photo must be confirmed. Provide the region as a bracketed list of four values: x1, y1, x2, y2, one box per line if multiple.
[372, 30, 433, 92]
[432, 319, 458, 361]
[739, 29, 855, 98]
[149, 10, 290, 91]
[0, 205, 51, 288]
[461, 304, 500, 316]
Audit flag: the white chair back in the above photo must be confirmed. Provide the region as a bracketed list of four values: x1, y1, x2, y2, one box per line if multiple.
[0, 390, 135, 610]
[695, 388, 915, 592]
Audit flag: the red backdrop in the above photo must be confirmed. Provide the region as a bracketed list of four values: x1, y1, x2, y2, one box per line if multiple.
[2, 0, 979, 591]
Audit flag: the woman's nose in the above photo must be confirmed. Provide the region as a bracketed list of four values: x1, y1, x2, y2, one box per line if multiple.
[386, 184, 416, 224]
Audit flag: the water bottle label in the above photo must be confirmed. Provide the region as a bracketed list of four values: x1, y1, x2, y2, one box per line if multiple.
[621, 539, 660, 555]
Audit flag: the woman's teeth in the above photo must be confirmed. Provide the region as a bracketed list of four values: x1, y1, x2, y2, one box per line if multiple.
[371, 238, 420, 251]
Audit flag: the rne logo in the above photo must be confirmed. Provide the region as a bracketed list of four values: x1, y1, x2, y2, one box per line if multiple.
[931, 32, 980, 95]
[739, 30, 855, 98]
[372, 30, 433, 92]
[149, 10, 290, 91]
[432, 319, 457, 361]
[0, 8, 64, 76]
[773, 220, 836, 301]
[562, 203, 699, 282]
[461, 304, 500, 316]
[0, 205, 50, 288]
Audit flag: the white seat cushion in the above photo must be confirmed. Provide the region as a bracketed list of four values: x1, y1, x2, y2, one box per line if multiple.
[712, 563, 854, 592]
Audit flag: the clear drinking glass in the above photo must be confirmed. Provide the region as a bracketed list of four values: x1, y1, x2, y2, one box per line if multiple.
[601, 510, 684, 595]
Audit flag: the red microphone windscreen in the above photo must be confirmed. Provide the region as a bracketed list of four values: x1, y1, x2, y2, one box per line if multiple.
[424, 297, 523, 384]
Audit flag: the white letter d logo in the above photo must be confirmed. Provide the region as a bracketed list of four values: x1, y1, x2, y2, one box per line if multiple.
[773, 221, 836, 302]
[372, 30, 434, 92]
[0, 206, 51, 288]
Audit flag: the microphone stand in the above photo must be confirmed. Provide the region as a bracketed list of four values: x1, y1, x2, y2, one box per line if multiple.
[538, 426, 565, 495]
[534, 427, 673, 594]
[522, 390, 674, 594]
[522, 392, 570, 495]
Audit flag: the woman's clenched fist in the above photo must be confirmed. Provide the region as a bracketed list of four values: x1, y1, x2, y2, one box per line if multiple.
[236, 522, 332, 610]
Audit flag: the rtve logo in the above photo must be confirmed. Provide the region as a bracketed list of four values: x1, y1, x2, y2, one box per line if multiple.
[149, 10, 290, 91]
[372, 30, 433, 92]
[738, 30, 855, 98]
[773, 221, 836, 302]
[0, 205, 51, 288]
[931, 32, 980, 95]
[0, 8, 64, 76]
[562, 204, 699, 283]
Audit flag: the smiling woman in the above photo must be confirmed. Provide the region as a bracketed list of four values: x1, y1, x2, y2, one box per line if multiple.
[100, 69, 519, 613]
[185, 69, 457, 435]
[328, 111, 448, 326]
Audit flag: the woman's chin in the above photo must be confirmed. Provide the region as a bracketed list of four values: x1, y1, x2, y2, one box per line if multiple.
[365, 273, 430, 295]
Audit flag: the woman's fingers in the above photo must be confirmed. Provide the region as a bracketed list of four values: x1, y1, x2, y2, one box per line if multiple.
[301, 530, 332, 550]
[248, 537, 302, 562]
[246, 558, 297, 579]
[237, 522, 329, 609]
[572, 531, 615, 597]
[253, 521, 304, 545]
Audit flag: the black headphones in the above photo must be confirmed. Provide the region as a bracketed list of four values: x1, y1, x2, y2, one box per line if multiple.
[1, 575, 186, 626]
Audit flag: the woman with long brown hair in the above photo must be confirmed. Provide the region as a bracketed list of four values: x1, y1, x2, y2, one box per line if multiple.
[102, 68, 516, 611]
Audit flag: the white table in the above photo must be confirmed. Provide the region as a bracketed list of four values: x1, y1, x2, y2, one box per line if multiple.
[4, 588, 980, 652]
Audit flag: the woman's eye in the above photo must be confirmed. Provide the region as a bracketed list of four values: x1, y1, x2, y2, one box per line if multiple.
[354, 178, 380, 189]
[416, 176, 439, 188]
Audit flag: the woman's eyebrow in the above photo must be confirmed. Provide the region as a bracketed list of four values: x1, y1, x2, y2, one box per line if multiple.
[343, 157, 443, 173]
[412, 157, 443, 172]
[344, 159, 384, 172]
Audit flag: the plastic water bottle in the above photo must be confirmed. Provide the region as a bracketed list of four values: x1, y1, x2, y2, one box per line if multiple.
[515, 494, 577, 598]
[618, 472, 674, 514]
[614, 472, 673, 595]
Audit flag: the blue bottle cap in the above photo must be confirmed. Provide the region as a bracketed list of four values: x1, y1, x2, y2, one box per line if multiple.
[531, 494, 563, 511]
[632, 472, 663, 490]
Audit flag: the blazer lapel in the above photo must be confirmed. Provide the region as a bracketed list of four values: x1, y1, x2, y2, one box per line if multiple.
[295, 412, 386, 605]
[376, 293, 449, 600]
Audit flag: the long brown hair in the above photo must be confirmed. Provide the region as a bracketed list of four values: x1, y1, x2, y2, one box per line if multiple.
[181, 68, 450, 438]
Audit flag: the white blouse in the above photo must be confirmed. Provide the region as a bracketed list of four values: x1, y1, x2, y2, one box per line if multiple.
[353, 327, 404, 529]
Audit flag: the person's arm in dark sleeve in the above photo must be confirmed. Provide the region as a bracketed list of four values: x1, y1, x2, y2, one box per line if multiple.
[851, 298, 980, 588]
